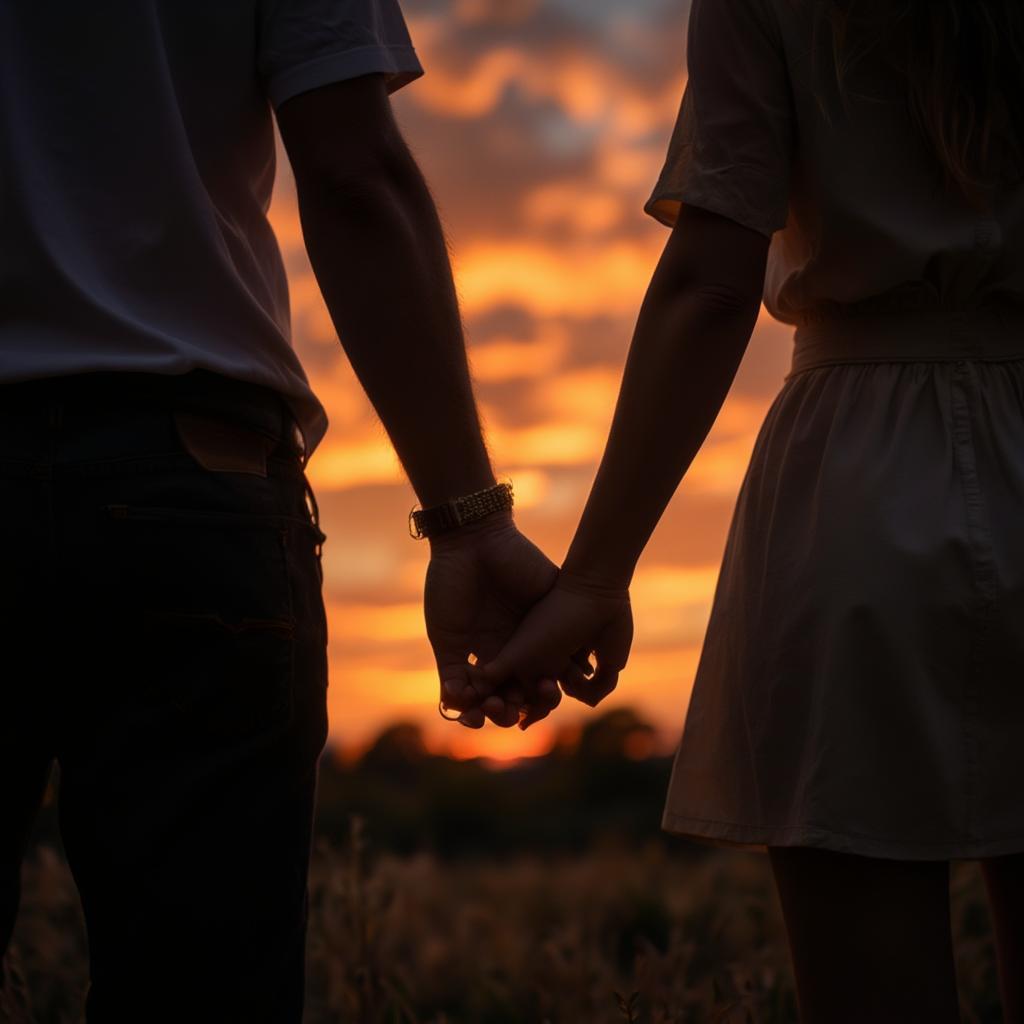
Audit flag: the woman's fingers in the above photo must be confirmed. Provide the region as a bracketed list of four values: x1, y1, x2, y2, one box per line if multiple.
[581, 610, 633, 706]
[559, 610, 633, 708]
[595, 608, 633, 676]
[580, 666, 621, 707]
[518, 677, 563, 730]
[559, 660, 593, 704]
[570, 647, 596, 678]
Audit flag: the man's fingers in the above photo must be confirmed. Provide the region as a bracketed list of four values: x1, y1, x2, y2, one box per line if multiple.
[503, 685, 526, 707]
[482, 694, 520, 728]
[519, 704, 551, 730]
[441, 659, 501, 711]
[442, 659, 549, 728]
[534, 677, 561, 708]
[438, 660, 479, 713]
[441, 674, 480, 712]
[457, 707, 486, 729]
[466, 661, 500, 703]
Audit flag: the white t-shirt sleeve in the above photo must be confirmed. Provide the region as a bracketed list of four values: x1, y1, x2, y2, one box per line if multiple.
[644, 0, 795, 239]
[257, 0, 424, 111]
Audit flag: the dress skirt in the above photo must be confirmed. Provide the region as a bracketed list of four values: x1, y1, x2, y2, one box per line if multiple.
[661, 308, 1024, 860]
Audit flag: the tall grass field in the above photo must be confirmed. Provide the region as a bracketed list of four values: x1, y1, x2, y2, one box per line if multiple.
[3, 815, 1004, 1024]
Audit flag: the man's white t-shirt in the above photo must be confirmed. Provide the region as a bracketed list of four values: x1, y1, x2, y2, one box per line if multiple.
[0, 0, 424, 462]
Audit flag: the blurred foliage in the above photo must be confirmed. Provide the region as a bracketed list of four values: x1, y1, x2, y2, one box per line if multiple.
[2, 709, 1006, 1023]
[314, 708, 676, 859]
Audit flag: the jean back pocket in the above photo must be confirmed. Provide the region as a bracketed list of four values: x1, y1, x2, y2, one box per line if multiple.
[102, 503, 298, 744]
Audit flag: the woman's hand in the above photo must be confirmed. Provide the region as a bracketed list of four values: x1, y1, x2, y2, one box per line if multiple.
[476, 569, 634, 725]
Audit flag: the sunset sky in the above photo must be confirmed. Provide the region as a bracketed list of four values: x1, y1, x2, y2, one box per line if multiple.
[268, 0, 796, 762]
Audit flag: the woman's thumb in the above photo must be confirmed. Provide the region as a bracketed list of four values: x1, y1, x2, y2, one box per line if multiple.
[483, 605, 574, 688]
[479, 635, 527, 689]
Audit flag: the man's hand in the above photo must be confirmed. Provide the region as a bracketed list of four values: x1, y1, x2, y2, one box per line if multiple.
[477, 570, 634, 712]
[425, 511, 564, 729]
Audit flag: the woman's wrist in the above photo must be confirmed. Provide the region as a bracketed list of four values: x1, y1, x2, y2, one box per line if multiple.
[558, 551, 634, 596]
[561, 507, 642, 594]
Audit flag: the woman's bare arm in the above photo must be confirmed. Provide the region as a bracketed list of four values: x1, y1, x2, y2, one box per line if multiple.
[479, 204, 772, 712]
[562, 203, 770, 589]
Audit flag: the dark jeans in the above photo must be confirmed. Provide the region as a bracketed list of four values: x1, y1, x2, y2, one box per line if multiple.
[0, 370, 330, 1023]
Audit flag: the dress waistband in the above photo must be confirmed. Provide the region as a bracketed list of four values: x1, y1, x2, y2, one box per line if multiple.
[787, 309, 1024, 378]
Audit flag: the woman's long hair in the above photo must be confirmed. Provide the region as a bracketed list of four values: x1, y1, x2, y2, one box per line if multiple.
[804, 0, 1024, 208]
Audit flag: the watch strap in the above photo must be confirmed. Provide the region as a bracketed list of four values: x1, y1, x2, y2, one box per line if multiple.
[409, 481, 513, 539]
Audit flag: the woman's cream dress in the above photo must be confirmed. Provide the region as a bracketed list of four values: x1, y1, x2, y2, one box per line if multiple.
[646, 0, 1024, 859]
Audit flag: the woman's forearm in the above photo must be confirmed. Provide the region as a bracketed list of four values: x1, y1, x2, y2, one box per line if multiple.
[561, 214, 768, 589]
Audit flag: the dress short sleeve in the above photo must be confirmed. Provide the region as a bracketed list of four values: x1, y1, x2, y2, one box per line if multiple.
[644, 0, 795, 238]
[257, 0, 424, 111]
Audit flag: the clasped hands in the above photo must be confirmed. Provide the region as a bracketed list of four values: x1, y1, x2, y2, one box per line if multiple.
[424, 511, 634, 731]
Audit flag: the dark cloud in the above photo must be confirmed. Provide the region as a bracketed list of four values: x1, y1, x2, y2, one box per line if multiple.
[466, 304, 539, 343]
[383, 0, 693, 249]
[403, 0, 690, 91]
[396, 92, 602, 242]
[467, 302, 794, 428]
[475, 377, 545, 427]
[556, 313, 633, 368]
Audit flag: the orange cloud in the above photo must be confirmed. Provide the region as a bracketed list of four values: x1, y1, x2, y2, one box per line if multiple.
[523, 183, 627, 235]
[401, 37, 526, 118]
[467, 324, 570, 381]
[630, 564, 719, 649]
[454, 239, 661, 317]
[307, 434, 404, 491]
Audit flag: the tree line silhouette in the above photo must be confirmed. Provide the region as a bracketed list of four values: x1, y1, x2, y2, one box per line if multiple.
[26, 708, 701, 862]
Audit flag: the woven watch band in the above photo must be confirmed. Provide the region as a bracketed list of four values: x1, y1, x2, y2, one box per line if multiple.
[409, 481, 514, 539]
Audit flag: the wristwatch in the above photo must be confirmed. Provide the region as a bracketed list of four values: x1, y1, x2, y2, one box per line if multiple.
[409, 481, 513, 539]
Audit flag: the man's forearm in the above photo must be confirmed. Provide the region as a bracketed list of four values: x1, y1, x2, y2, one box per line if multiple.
[297, 150, 495, 508]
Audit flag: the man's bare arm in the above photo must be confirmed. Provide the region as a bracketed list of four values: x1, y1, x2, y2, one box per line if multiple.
[275, 73, 564, 729]
[275, 73, 495, 508]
